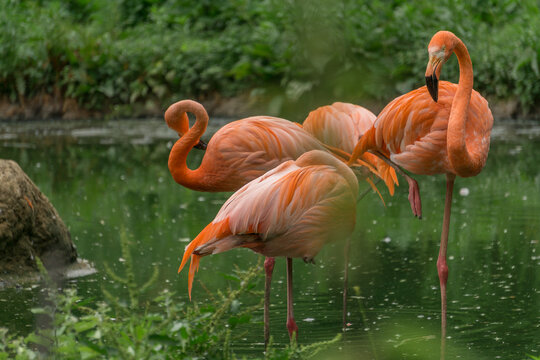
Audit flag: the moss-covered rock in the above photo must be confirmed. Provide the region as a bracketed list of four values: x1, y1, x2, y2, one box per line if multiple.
[0, 160, 76, 277]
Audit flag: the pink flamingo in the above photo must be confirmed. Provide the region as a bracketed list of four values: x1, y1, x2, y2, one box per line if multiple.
[347, 31, 493, 356]
[178, 150, 359, 343]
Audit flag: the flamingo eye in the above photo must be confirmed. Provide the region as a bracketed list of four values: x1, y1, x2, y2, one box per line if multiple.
[428, 46, 445, 60]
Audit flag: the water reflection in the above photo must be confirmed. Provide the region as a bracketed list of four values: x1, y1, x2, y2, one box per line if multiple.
[0, 119, 539, 359]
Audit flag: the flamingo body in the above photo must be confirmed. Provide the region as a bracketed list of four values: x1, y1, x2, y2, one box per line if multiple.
[304, 102, 398, 195]
[178, 150, 359, 297]
[195, 117, 330, 190]
[303, 102, 376, 153]
[361, 82, 492, 176]
[167, 104, 328, 192]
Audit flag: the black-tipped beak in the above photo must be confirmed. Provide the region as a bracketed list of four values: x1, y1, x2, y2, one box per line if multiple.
[425, 71, 439, 102]
[193, 139, 207, 150]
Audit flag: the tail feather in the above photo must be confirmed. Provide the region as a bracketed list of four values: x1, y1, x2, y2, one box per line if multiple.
[178, 218, 231, 299]
[194, 234, 261, 256]
[373, 156, 398, 196]
[347, 127, 376, 166]
[365, 177, 385, 206]
[324, 143, 388, 187]
[187, 255, 200, 300]
[346, 127, 399, 196]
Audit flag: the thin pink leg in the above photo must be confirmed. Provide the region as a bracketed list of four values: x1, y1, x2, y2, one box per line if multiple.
[343, 237, 351, 330]
[438, 173, 455, 360]
[374, 151, 422, 218]
[286, 257, 298, 340]
[264, 257, 275, 348]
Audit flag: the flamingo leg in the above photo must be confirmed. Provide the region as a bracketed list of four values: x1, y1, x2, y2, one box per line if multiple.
[438, 173, 455, 360]
[343, 236, 351, 330]
[373, 151, 422, 218]
[286, 257, 298, 340]
[264, 257, 275, 349]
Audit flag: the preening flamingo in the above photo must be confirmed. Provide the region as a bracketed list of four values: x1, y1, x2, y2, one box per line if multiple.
[347, 31, 493, 355]
[166, 99, 380, 192]
[178, 150, 359, 342]
[303, 102, 398, 328]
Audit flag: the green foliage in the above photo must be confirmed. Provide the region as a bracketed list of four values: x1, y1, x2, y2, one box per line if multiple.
[1, 0, 539, 117]
[102, 228, 159, 310]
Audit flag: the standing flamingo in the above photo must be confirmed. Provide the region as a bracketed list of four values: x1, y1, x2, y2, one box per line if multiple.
[347, 31, 493, 356]
[303, 102, 398, 328]
[165, 99, 385, 346]
[178, 150, 359, 342]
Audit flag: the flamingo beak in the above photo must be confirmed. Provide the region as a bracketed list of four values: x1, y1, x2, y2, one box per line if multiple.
[425, 58, 440, 103]
[194, 139, 207, 150]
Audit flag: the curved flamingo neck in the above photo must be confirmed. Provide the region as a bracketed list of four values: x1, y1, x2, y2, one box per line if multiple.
[166, 100, 209, 190]
[446, 36, 480, 177]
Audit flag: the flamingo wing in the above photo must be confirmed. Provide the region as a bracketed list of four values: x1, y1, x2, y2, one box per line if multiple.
[207, 117, 326, 183]
[179, 150, 358, 297]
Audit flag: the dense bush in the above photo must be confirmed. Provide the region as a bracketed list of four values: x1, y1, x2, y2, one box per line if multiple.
[0, 0, 539, 117]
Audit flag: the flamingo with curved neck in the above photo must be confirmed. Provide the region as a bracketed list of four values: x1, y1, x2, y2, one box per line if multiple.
[348, 31, 493, 358]
[166, 99, 335, 192]
[166, 100, 390, 193]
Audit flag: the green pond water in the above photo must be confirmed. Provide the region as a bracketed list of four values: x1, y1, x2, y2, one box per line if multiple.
[0, 118, 539, 359]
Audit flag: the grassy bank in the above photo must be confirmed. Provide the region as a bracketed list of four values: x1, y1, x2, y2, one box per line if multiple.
[1, 0, 539, 120]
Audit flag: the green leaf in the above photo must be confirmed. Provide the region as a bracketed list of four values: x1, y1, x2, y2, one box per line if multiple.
[73, 320, 98, 333]
[148, 334, 177, 346]
[227, 314, 251, 329]
[24, 333, 50, 347]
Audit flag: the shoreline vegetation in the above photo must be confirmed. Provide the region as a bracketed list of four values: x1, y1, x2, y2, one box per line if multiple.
[1, 0, 539, 121]
[0, 233, 342, 359]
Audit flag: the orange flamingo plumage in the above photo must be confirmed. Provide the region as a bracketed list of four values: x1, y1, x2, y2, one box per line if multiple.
[303, 102, 398, 195]
[303, 102, 376, 152]
[348, 31, 493, 354]
[178, 150, 359, 341]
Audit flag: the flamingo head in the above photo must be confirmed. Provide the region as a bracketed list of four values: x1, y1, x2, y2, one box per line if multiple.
[165, 111, 207, 150]
[425, 31, 457, 102]
[193, 139, 207, 150]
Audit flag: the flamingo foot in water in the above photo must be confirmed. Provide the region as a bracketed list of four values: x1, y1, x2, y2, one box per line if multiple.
[437, 249, 449, 358]
[287, 317, 298, 340]
[264, 257, 275, 348]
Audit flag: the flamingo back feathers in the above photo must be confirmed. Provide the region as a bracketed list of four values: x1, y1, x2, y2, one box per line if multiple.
[304, 103, 398, 195]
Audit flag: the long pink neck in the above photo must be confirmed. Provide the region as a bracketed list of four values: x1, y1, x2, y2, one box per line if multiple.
[446, 37, 481, 177]
[166, 100, 209, 190]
